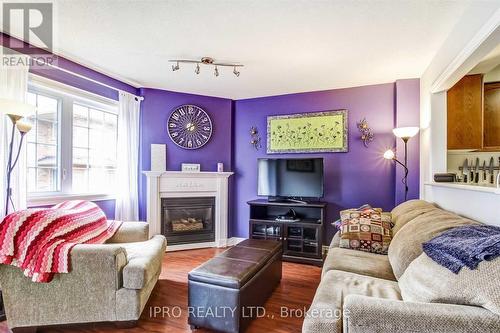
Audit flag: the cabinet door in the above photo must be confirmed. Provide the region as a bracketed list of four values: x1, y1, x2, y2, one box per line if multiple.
[484, 82, 500, 149]
[303, 226, 320, 257]
[283, 225, 302, 254]
[250, 222, 282, 241]
[447, 74, 483, 149]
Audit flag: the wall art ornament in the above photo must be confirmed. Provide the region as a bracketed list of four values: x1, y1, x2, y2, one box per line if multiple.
[167, 104, 213, 150]
[267, 110, 348, 153]
[356, 117, 374, 147]
[250, 126, 262, 150]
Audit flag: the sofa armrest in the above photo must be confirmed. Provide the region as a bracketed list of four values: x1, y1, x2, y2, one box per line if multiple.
[122, 235, 167, 289]
[343, 295, 500, 333]
[0, 244, 128, 328]
[107, 221, 149, 243]
[330, 231, 341, 249]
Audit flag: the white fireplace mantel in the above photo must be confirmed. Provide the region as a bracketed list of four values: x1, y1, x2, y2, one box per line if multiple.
[143, 171, 234, 251]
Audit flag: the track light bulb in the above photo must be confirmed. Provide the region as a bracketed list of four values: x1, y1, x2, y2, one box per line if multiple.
[233, 66, 240, 77]
[172, 61, 180, 71]
[214, 66, 219, 77]
[195, 63, 200, 75]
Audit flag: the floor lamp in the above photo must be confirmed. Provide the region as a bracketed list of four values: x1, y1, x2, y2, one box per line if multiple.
[1, 98, 34, 216]
[0, 99, 34, 322]
[383, 126, 419, 201]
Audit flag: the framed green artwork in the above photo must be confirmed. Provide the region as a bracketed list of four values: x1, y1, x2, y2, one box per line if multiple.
[267, 110, 348, 153]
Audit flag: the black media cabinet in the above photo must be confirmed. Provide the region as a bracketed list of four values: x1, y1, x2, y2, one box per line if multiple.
[247, 199, 326, 266]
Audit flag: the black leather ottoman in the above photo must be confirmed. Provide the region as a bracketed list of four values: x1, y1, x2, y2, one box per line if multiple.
[188, 239, 282, 333]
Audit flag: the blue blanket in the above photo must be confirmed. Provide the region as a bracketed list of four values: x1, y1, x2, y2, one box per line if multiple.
[422, 225, 500, 274]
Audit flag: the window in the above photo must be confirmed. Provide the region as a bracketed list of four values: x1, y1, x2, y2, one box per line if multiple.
[26, 79, 118, 199]
[72, 104, 118, 193]
[26, 92, 61, 192]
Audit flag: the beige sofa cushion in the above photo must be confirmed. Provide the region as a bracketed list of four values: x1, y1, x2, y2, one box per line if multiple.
[119, 235, 167, 289]
[399, 253, 500, 315]
[303, 270, 401, 333]
[390, 199, 437, 235]
[388, 208, 477, 280]
[329, 231, 341, 249]
[322, 247, 396, 281]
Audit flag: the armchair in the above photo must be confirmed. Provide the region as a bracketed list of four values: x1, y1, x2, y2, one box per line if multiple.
[0, 222, 166, 332]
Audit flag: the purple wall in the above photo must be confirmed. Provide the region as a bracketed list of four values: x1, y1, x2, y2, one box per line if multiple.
[138, 88, 233, 221]
[233, 82, 419, 243]
[2, 33, 420, 231]
[395, 79, 420, 205]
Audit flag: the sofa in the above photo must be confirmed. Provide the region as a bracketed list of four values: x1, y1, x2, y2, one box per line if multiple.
[0, 221, 167, 332]
[303, 200, 500, 333]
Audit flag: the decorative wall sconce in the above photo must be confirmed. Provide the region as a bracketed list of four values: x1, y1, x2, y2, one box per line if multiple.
[250, 126, 262, 150]
[356, 118, 374, 147]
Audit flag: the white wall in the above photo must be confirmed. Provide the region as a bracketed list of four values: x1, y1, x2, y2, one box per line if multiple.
[420, 4, 500, 224]
[484, 63, 500, 82]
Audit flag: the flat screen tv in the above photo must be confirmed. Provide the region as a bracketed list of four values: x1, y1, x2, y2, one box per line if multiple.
[257, 158, 324, 200]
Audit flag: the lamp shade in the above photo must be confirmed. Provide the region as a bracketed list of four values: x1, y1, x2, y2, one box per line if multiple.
[383, 149, 395, 160]
[0, 98, 36, 118]
[392, 126, 419, 139]
[16, 120, 32, 133]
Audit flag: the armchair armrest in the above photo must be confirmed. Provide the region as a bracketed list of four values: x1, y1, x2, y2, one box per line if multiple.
[106, 221, 149, 243]
[0, 244, 128, 328]
[343, 295, 500, 333]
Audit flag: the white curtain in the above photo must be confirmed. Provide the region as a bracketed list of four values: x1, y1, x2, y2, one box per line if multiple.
[114, 91, 141, 221]
[0, 54, 29, 219]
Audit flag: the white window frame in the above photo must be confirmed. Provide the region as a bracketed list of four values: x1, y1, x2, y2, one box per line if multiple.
[27, 75, 119, 206]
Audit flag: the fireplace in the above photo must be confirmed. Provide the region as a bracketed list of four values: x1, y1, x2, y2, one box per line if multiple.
[161, 197, 215, 245]
[143, 171, 233, 251]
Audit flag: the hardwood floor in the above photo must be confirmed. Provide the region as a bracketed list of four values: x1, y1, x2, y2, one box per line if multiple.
[0, 248, 321, 333]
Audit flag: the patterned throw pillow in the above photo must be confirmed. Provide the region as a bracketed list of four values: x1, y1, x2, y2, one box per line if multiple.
[339, 207, 393, 254]
[332, 204, 372, 231]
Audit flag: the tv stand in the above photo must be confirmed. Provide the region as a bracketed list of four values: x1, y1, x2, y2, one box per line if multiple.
[247, 199, 326, 266]
[268, 197, 309, 205]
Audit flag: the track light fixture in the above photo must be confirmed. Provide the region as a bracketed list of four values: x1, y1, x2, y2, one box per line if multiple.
[169, 57, 243, 77]
[171, 61, 180, 71]
[233, 66, 240, 77]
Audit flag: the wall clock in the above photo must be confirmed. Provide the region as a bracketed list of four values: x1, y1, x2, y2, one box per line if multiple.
[167, 104, 213, 149]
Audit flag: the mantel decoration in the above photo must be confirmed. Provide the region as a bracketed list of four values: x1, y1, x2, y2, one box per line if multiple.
[169, 57, 243, 77]
[250, 126, 262, 150]
[167, 104, 213, 149]
[267, 110, 348, 153]
[356, 117, 374, 147]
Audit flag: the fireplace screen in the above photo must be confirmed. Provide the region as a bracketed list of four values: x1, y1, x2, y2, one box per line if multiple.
[161, 197, 215, 245]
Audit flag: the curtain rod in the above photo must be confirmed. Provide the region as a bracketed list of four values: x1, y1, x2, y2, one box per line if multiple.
[30, 57, 144, 101]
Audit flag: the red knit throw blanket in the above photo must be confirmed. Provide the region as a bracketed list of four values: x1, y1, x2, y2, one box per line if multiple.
[0, 200, 122, 283]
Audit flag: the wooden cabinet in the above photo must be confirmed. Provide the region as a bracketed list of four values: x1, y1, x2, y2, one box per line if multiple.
[447, 75, 500, 151]
[484, 82, 500, 149]
[447, 74, 483, 150]
[248, 199, 325, 266]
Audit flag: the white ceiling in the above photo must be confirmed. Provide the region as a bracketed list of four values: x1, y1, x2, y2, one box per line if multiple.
[4, 0, 500, 99]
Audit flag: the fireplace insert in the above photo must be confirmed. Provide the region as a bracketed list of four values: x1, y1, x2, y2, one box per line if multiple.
[161, 197, 215, 245]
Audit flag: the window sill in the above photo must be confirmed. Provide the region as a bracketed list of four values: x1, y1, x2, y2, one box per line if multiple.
[27, 193, 116, 207]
